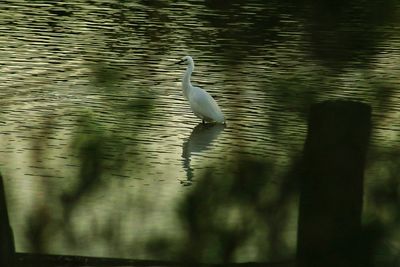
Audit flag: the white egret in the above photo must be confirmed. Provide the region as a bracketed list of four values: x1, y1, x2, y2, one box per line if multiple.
[176, 56, 225, 124]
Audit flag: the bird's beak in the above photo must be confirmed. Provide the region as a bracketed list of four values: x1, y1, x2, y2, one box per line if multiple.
[175, 59, 184, 65]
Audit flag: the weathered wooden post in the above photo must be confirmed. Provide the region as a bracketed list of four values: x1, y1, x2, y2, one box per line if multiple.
[0, 173, 15, 267]
[297, 100, 371, 267]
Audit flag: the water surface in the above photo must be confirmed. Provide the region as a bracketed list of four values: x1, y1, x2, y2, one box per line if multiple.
[1, 0, 400, 263]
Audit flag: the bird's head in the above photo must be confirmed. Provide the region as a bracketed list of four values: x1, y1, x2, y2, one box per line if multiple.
[176, 56, 194, 66]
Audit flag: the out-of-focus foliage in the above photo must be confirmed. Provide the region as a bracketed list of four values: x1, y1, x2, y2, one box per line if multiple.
[147, 156, 300, 264]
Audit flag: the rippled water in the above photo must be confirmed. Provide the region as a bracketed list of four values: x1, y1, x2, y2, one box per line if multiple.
[1, 0, 400, 263]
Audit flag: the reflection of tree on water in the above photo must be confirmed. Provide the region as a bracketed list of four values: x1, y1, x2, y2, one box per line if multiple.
[181, 123, 225, 185]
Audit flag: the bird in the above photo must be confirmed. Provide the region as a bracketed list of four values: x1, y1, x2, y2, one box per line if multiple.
[176, 56, 225, 124]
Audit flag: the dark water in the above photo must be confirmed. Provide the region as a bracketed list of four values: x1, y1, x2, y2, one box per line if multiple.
[0, 0, 400, 263]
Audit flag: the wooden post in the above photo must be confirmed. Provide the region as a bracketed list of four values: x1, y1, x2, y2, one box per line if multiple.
[297, 100, 371, 267]
[0, 173, 15, 267]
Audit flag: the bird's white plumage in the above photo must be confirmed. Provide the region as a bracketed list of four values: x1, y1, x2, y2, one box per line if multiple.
[178, 56, 225, 123]
[189, 86, 224, 122]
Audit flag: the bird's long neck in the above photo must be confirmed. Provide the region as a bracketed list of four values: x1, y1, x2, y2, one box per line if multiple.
[182, 62, 194, 99]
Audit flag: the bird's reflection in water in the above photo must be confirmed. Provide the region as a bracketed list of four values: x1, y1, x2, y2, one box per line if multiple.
[181, 123, 226, 186]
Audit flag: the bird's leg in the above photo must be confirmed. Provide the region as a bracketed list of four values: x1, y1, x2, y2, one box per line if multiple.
[202, 119, 205, 124]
